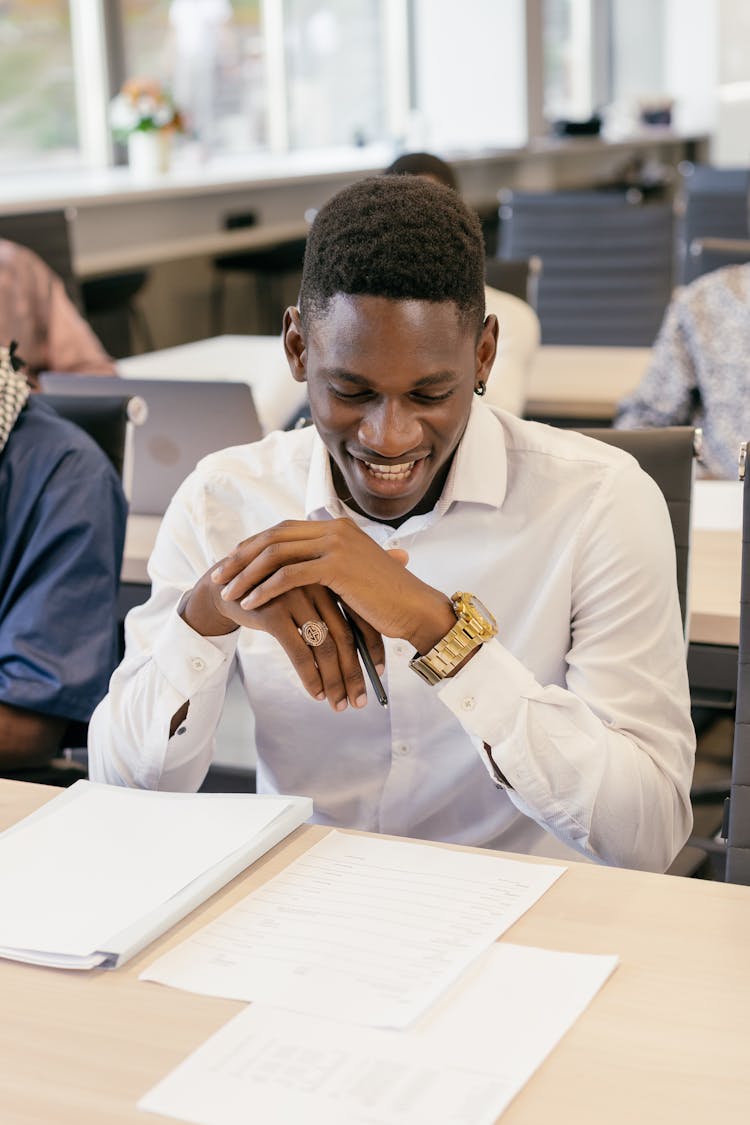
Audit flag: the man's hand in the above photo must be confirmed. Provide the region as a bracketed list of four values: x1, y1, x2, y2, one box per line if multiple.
[181, 564, 388, 712]
[210, 518, 456, 655]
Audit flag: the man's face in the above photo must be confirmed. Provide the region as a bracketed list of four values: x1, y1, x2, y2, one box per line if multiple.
[285, 294, 496, 526]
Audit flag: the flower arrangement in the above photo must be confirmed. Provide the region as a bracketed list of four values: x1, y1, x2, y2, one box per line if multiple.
[109, 78, 184, 141]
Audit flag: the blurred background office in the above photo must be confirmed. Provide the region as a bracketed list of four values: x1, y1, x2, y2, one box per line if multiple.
[2, 0, 748, 355]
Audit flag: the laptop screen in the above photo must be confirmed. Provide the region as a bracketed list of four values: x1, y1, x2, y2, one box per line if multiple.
[38, 374, 263, 515]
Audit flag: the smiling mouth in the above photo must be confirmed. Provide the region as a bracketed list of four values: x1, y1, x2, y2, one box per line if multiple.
[362, 458, 417, 482]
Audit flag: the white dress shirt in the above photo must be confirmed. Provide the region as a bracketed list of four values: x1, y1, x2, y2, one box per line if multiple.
[88, 402, 695, 871]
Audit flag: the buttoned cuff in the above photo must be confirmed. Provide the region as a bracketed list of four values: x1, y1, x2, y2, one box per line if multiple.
[437, 638, 538, 787]
[152, 604, 239, 700]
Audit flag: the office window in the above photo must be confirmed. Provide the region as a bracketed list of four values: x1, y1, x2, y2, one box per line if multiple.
[121, 0, 269, 153]
[282, 0, 387, 149]
[0, 0, 79, 169]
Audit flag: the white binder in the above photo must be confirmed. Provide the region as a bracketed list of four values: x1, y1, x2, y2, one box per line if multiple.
[0, 780, 312, 970]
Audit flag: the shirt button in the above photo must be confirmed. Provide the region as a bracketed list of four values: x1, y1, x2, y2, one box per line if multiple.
[462, 696, 476, 711]
[176, 726, 187, 736]
[397, 743, 410, 756]
[394, 643, 406, 657]
[191, 657, 206, 672]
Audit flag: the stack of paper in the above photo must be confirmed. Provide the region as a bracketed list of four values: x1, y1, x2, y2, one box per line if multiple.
[141, 942, 618, 1125]
[0, 780, 311, 969]
[138, 832, 617, 1125]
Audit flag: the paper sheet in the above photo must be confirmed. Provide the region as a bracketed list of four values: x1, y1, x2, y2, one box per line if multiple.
[140, 942, 618, 1125]
[0, 783, 296, 956]
[692, 479, 743, 531]
[141, 830, 564, 1027]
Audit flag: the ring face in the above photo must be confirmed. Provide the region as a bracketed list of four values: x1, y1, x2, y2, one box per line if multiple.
[301, 620, 328, 647]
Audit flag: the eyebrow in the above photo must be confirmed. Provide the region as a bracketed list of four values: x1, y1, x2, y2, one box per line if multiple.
[324, 368, 458, 389]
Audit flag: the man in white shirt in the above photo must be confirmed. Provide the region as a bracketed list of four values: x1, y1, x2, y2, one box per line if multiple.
[89, 176, 695, 872]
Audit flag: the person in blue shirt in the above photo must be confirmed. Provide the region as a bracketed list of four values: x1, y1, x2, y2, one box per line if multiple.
[0, 345, 127, 774]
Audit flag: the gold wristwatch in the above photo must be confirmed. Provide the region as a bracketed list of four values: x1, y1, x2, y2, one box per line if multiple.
[409, 592, 498, 686]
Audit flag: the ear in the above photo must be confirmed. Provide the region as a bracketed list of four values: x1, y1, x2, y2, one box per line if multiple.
[476, 314, 499, 388]
[283, 306, 308, 384]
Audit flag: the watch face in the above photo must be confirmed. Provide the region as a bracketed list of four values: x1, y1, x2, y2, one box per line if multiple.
[453, 593, 498, 637]
[468, 595, 494, 623]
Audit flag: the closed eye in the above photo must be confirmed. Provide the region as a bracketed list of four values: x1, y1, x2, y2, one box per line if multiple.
[329, 386, 374, 401]
[410, 389, 455, 404]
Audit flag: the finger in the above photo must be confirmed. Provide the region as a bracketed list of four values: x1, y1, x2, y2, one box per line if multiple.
[209, 521, 329, 586]
[291, 591, 368, 711]
[235, 560, 325, 611]
[271, 617, 327, 703]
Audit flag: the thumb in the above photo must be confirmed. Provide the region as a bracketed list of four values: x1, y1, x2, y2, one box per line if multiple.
[387, 548, 409, 567]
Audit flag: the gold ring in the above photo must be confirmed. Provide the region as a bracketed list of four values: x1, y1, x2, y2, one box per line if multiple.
[301, 620, 328, 647]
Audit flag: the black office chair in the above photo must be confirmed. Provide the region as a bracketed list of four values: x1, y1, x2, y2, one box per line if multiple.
[498, 189, 675, 346]
[676, 164, 750, 284]
[211, 212, 307, 335]
[484, 256, 542, 310]
[0, 207, 81, 308]
[722, 442, 750, 884]
[42, 392, 145, 484]
[684, 236, 750, 282]
[80, 271, 154, 358]
[577, 427, 697, 633]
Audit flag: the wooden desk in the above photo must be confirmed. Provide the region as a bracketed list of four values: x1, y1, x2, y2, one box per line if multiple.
[1, 780, 749, 1124]
[525, 345, 651, 422]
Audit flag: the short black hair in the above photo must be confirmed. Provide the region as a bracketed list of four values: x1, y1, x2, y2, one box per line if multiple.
[383, 151, 458, 192]
[299, 176, 485, 331]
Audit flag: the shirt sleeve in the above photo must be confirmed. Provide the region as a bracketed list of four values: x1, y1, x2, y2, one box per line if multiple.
[436, 458, 696, 873]
[0, 445, 127, 723]
[614, 289, 697, 430]
[87, 479, 240, 791]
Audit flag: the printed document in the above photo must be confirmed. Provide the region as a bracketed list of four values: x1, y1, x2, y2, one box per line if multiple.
[141, 830, 564, 1026]
[140, 941, 618, 1125]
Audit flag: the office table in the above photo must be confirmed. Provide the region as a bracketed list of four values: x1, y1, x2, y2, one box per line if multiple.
[1, 779, 749, 1124]
[524, 345, 651, 424]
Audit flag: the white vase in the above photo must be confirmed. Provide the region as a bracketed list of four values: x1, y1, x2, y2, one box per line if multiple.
[127, 131, 171, 179]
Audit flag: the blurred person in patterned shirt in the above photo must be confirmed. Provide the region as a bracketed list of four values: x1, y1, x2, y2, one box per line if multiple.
[615, 263, 750, 479]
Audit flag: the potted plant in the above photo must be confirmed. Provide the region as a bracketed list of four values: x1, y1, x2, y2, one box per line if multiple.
[110, 78, 184, 178]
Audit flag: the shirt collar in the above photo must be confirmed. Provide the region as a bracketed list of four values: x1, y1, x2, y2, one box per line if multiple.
[304, 398, 509, 522]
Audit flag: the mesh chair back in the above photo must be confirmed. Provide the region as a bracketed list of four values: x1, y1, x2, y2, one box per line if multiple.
[726, 443, 750, 884]
[0, 208, 80, 307]
[678, 166, 750, 284]
[498, 190, 674, 346]
[578, 427, 696, 631]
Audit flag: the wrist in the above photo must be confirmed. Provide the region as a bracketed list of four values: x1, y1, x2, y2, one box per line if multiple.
[180, 574, 239, 638]
[407, 594, 457, 655]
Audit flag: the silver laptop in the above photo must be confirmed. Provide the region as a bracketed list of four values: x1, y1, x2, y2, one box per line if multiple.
[39, 374, 263, 515]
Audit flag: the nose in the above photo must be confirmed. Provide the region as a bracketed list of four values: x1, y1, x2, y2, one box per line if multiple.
[358, 397, 423, 458]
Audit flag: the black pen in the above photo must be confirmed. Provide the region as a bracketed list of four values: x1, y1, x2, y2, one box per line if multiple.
[338, 603, 388, 707]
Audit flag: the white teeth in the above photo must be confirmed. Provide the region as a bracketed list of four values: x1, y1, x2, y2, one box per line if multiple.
[363, 460, 416, 481]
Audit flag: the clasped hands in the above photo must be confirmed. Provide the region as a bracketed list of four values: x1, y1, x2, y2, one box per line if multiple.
[181, 518, 456, 711]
